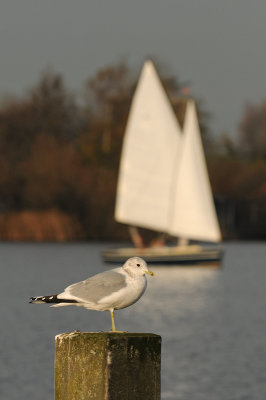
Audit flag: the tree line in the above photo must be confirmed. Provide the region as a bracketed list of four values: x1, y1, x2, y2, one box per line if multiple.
[0, 61, 265, 241]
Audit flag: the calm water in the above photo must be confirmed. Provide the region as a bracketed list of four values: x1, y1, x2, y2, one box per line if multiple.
[0, 242, 266, 400]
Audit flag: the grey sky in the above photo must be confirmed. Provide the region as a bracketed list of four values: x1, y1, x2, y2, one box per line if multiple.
[0, 0, 265, 138]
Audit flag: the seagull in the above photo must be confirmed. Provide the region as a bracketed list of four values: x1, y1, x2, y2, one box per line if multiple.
[29, 256, 154, 332]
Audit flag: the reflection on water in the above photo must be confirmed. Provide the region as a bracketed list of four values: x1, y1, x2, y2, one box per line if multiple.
[0, 242, 266, 400]
[135, 267, 217, 335]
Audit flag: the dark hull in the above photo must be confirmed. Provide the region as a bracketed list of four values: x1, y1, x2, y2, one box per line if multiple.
[103, 245, 224, 266]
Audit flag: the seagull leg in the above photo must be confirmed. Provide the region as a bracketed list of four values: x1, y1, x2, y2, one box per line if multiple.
[110, 309, 116, 332]
[109, 309, 127, 333]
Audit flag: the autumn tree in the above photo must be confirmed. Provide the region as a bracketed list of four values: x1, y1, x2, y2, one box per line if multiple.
[238, 100, 266, 159]
[0, 71, 83, 211]
[79, 62, 133, 169]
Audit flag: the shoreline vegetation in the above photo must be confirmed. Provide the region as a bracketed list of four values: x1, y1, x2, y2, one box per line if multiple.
[0, 61, 265, 242]
[0, 209, 83, 242]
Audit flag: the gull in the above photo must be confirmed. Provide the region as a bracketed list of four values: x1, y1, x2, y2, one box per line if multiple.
[29, 257, 154, 332]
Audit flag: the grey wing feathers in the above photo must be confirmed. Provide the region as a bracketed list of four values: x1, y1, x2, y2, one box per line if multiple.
[64, 270, 127, 304]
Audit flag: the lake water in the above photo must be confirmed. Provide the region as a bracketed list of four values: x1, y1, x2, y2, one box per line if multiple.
[0, 242, 266, 400]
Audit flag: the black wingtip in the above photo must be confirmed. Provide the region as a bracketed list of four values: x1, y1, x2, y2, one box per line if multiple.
[29, 295, 78, 304]
[29, 296, 40, 304]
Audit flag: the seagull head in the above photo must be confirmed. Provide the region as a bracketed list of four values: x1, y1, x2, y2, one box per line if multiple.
[123, 257, 154, 277]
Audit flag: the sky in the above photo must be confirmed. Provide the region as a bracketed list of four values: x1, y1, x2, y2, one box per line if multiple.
[0, 0, 265, 139]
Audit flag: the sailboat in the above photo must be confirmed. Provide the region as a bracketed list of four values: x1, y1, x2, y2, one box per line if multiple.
[103, 60, 223, 265]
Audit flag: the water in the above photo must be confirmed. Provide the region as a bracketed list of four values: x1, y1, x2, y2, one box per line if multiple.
[0, 242, 266, 400]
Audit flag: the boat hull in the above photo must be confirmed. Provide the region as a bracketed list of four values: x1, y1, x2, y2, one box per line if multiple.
[103, 245, 224, 266]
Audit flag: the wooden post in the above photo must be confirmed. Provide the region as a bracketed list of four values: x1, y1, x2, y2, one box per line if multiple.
[55, 332, 161, 400]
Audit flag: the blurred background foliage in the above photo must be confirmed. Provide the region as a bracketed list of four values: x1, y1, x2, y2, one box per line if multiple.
[0, 61, 265, 241]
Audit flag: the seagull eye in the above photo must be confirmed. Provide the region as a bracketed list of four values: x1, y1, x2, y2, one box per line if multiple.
[137, 263, 140, 267]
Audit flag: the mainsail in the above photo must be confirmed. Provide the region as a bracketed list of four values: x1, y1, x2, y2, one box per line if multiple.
[115, 60, 182, 232]
[168, 100, 221, 242]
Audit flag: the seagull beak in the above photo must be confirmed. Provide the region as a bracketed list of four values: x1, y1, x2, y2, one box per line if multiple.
[145, 270, 154, 276]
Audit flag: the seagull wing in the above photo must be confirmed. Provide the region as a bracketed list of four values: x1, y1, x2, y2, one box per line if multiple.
[61, 269, 127, 304]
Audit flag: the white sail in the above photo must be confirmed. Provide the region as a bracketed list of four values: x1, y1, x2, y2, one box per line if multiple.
[168, 100, 221, 242]
[115, 60, 182, 232]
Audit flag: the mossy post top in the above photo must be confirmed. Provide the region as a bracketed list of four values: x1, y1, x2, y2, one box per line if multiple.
[55, 331, 161, 340]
